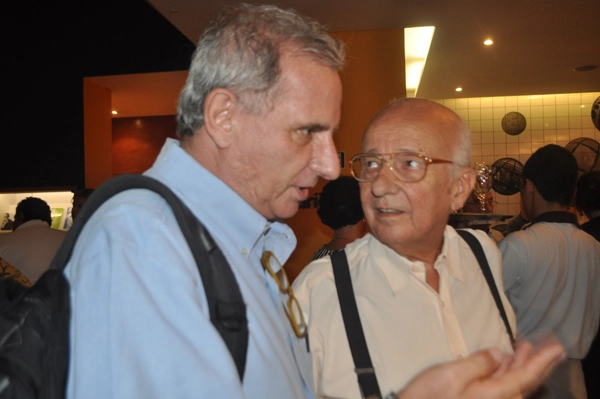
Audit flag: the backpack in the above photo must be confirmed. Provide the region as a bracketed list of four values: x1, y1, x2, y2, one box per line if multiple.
[0, 174, 248, 398]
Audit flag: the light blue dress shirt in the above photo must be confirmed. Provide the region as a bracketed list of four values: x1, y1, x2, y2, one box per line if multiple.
[65, 138, 314, 399]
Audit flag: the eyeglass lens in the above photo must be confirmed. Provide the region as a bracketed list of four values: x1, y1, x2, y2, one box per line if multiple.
[352, 153, 426, 182]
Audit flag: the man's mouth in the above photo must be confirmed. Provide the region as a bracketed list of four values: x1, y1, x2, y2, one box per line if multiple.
[297, 187, 310, 200]
[376, 208, 402, 214]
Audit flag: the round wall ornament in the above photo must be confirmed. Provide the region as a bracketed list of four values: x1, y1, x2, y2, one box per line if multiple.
[501, 111, 527, 135]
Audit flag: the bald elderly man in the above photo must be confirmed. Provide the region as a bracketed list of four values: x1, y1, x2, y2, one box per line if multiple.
[294, 98, 517, 399]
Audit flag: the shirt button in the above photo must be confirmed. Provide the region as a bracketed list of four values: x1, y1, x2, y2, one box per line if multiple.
[241, 248, 248, 255]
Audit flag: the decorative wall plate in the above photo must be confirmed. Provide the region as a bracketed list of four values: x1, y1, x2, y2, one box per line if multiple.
[501, 111, 527, 135]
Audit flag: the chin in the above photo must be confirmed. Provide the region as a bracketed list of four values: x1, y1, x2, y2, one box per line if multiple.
[271, 205, 301, 221]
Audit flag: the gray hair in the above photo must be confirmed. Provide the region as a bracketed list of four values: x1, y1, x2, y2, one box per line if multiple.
[452, 115, 472, 168]
[176, 3, 345, 137]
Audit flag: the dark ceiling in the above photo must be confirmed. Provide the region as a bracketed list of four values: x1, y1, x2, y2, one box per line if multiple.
[147, 0, 600, 99]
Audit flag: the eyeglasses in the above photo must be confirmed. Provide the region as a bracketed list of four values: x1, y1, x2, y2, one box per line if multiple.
[261, 251, 307, 338]
[350, 152, 454, 183]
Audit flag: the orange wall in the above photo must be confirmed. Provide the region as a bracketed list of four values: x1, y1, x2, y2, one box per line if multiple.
[83, 79, 113, 188]
[285, 29, 406, 282]
[112, 116, 178, 175]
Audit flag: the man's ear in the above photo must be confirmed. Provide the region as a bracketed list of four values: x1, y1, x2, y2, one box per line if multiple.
[451, 167, 476, 212]
[202, 88, 236, 148]
[522, 178, 534, 195]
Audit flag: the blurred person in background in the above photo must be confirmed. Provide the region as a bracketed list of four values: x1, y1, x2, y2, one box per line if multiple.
[1, 213, 13, 231]
[574, 170, 600, 399]
[311, 176, 366, 260]
[0, 197, 66, 284]
[499, 145, 600, 399]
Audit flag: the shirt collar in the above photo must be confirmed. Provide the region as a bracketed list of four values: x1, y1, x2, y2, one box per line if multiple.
[368, 227, 463, 295]
[529, 211, 579, 228]
[441, 226, 465, 283]
[14, 219, 50, 231]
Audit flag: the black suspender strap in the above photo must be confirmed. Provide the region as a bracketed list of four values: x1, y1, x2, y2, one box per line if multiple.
[331, 250, 382, 399]
[456, 229, 515, 345]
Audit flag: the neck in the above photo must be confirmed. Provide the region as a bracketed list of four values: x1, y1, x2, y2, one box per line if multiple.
[326, 221, 366, 250]
[528, 189, 570, 220]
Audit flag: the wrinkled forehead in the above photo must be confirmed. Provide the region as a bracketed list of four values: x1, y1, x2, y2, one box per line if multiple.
[362, 109, 454, 155]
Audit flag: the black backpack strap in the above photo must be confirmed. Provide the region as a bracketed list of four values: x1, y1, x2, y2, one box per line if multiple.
[50, 174, 248, 380]
[456, 229, 515, 345]
[331, 250, 381, 399]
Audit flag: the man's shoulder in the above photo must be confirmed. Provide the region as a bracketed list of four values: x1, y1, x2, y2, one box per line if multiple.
[293, 235, 371, 292]
[293, 254, 335, 293]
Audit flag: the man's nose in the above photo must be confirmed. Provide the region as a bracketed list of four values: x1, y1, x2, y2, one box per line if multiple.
[311, 134, 341, 181]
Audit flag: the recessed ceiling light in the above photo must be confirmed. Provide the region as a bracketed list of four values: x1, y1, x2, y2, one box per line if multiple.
[484, 39, 493, 46]
[573, 65, 598, 72]
[405, 26, 436, 98]
[112, 110, 118, 115]
[455, 87, 463, 92]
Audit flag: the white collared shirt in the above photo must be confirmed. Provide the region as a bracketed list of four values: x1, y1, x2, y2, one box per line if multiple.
[293, 227, 515, 399]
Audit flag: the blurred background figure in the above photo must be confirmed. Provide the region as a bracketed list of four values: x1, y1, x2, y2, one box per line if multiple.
[1, 213, 13, 231]
[574, 170, 600, 399]
[575, 171, 600, 241]
[312, 176, 366, 260]
[71, 188, 95, 221]
[0, 197, 66, 284]
[492, 196, 530, 238]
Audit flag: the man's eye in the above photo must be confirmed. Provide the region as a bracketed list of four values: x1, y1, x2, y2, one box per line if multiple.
[365, 159, 380, 169]
[291, 129, 313, 145]
[400, 159, 421, 169]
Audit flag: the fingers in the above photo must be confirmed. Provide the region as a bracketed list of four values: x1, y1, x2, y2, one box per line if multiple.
[398, 343, 565, 399]
[515, 342, 566, 397]
[451, 347, 505, 383]
[398, 348, 505, 399]
[478, 341, 566, 399]
[508, 340, 533, 370]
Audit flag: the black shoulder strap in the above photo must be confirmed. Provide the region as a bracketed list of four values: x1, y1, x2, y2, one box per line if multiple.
[50, 174, 248, 380]
[456, 229, 515, 345]
[331, 250, 381, 399]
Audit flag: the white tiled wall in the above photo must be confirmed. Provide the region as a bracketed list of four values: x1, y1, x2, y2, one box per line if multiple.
[434, 92, 600, 216]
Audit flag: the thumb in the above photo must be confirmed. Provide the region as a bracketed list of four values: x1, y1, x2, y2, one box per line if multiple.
[452, 347, 505, 382]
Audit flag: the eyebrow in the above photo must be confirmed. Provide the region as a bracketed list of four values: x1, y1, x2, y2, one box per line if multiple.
[301, 124, 334, 134]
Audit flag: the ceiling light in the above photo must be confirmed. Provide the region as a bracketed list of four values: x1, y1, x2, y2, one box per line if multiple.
[484, 39, 493, 45]
[405, 26, 435, 98]
[455, 87, 463, 92]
